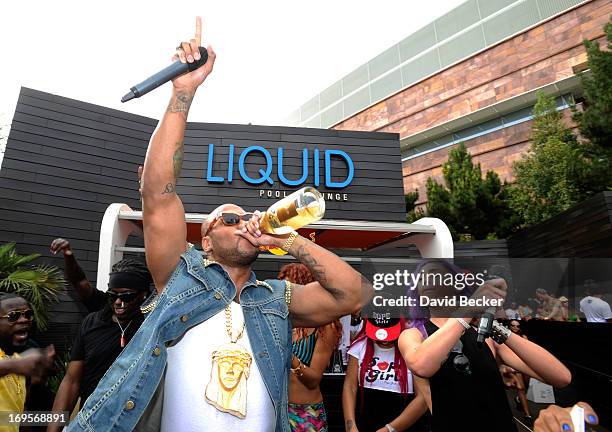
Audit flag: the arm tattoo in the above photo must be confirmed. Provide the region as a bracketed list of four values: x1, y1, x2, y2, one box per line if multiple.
[167, 91, 193, 113]
[161, 183, 175, 194]
[294, 243, 327, 285]
[172, 142, 184, 179]
[294, 243, 346, 300]
[345, 420, 354, 432]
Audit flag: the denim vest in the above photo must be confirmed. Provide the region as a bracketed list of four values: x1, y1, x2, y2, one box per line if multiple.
[67, 246, 292, 432]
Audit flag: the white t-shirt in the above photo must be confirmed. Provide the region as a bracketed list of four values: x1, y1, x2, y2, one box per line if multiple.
[338, 315, 352, 365]
[347, 338, 413, 394]
[580, 296, 612, 323]
[505, 308, 520, 320]
[161, 301, 275, 432]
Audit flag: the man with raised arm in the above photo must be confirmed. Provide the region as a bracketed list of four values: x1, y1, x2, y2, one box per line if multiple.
[67, 17, 370, 432]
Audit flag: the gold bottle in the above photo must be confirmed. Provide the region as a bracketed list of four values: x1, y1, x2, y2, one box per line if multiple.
[259, 187, 325, 254]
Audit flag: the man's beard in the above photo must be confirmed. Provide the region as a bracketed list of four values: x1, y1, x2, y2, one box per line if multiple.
[214, 242, 259, 267]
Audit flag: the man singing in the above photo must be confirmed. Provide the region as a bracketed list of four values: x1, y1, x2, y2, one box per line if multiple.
[67, 17, 370, 432]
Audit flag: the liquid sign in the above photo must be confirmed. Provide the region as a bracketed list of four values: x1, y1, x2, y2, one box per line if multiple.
[206, 144, 355, 189]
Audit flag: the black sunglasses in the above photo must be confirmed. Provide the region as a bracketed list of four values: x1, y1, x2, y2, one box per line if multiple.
[204, 212, 254, 236]
[106, 291, 140, 303]
[0, 309, 34, 323]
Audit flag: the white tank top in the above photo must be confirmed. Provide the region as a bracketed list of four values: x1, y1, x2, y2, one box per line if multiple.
[161, 301, 275, 432]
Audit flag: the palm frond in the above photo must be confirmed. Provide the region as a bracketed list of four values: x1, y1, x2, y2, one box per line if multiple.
[0, 242, 41, 274]
[12, 253, 43, 268]
[0, 243, 65, 331]
[0, 242, 16, 257]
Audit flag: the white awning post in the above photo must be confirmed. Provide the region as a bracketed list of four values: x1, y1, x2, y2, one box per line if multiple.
[97, 203, 142, 292]
[410, 217, 454, 258]
[96, 204, 454, 286]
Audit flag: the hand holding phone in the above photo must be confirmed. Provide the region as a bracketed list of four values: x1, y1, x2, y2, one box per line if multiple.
[570, 405, 585, 432]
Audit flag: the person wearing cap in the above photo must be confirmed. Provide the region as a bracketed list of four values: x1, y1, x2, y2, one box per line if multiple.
[47, 258, 152, 432]
[342, 311, 429, 432]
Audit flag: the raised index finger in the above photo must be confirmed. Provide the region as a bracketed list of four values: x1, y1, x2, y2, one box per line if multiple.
[195, 16, 202, 46]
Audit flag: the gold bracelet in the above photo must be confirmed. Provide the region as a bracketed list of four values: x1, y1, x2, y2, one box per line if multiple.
[281, 231, 299, 252]
[290, 360, 305, 377]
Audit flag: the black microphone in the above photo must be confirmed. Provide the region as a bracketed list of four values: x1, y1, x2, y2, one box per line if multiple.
[476, 306, 496, 347]
[121, 47, 209, 103]
[476, 266, 507, 347]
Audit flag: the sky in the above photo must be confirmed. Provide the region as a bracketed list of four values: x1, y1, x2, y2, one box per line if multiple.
[0, 0, 464, 131]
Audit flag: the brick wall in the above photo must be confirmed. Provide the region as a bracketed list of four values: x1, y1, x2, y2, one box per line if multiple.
[332, 0, 610, 203]
[402, 119, 532, 202]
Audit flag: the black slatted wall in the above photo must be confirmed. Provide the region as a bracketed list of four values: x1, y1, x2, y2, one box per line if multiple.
[0, 87, 406, 352]
[0, 88, 157, 350]
[508, 192, 612, 258]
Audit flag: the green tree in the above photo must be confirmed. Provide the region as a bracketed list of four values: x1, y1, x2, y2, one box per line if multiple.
[573, 18, 612, 149]
[571, 17, 612, 193]
[405, 190, 424, 223]
[508, 92, 589, 225]
[425, 143, 515, 240]
[0, 242, 64, 331]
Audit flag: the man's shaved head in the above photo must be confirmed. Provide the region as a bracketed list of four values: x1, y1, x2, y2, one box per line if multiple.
[201, 203, 258, 266]
[201, 203, 246, 237]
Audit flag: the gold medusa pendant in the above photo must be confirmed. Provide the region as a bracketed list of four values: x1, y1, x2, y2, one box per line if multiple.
[205, 343, 253, 419]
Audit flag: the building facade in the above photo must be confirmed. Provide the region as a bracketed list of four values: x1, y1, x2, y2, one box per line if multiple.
[287, 0, 610, 204]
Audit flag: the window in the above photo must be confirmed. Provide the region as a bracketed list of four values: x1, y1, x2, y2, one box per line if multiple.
[402, 94, 573, 160]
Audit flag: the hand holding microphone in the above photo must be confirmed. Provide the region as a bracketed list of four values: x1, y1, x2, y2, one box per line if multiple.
[121, 17, 216, 102]
[471, 270, 508, 346]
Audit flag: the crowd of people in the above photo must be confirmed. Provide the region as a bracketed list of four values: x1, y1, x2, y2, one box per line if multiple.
[0, 17, 608, 432]
[1, 249, 605, 432]
[502, 283, 611, 323]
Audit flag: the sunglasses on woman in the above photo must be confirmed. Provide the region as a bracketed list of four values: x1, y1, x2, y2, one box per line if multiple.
[106, 291, 141, 304]
[204, 212, 254, 237]
[0, 309, 34, 323]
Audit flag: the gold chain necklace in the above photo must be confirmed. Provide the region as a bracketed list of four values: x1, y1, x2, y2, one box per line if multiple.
[225, 304, 245, 342]
[205, 301, 253, 419]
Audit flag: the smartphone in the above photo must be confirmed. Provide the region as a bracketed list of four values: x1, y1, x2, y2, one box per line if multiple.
[570, 405, 585, 432]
